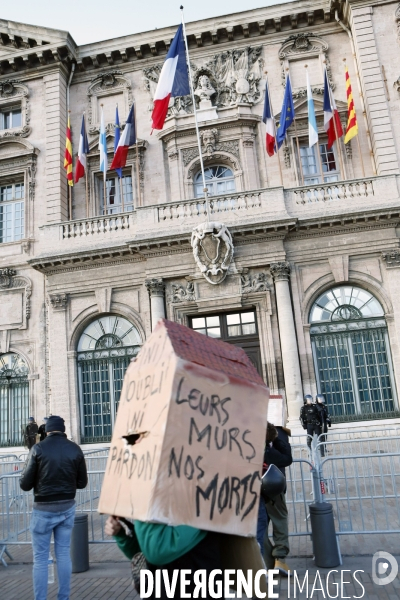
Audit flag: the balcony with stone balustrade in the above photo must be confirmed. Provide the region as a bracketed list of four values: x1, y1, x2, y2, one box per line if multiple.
[30, 174, 400, 270]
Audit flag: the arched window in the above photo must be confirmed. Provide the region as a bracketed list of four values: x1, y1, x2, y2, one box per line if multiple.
[0, 353, 29, 447]
[309, 286, 398, 419]
[194, 166, 235, 198]
[77, 315, 142, 443]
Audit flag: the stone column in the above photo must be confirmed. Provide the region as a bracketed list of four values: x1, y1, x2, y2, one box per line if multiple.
[270, 262, 303, 424]
[145, 278, 166, 330]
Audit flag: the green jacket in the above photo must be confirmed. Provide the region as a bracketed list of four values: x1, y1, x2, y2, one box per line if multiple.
[115, 521, 207, 566]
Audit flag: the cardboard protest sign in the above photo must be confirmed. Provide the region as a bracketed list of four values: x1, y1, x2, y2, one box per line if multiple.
[267, 395, 287, 427]
[98, 319, 269, 537]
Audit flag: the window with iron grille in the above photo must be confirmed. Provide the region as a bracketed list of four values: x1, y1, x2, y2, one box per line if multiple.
[77, 315, 142, 443]
[309, 286, 398, 420]
[0, 181, 25, 243]
[0, 353, 29, 447]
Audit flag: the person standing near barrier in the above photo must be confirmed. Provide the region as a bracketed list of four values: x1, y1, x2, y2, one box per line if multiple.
[316, 395, 331, 457]
[25, 416, 39, 449]
[38, 417, 48, 442]
[262, 422, 293, 576]
[300, 396, 322, 451]
[19, 415, 88, 600]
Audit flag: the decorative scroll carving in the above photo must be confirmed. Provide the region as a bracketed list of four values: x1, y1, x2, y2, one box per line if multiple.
[170, 282, 196, 303]
[87, 70, 133, 134]
[270, 262, 291, 282]
[279, 33, 333, 90]
[145, 278, 165, 297]
[292, 87, 324, 99]
[191, 222, 234, 285]
[283, 144, 290, 168]
[182, 139, 240, 167]
[48, 293, 68, 309]
[396, 4, 400, 40]
[279, 33, 328, 58]
[241, 269, 269, 294]
[0, 79, 31, 137]
[0, 269, 32, 324]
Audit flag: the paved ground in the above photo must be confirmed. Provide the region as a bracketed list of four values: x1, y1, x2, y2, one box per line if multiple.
[0, 543, 399, 599]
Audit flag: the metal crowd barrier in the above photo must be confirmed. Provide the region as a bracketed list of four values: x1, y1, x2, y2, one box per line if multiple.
[1, 432, 399, 566]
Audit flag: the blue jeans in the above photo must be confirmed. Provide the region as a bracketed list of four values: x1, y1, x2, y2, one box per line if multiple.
[30, 505, 75, 600]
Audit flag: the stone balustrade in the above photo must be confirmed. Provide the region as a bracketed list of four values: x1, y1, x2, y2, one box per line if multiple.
[31, 175, 399, 261]
[61, 212, 135, 239]
[292, 178, 375, 205]
[158, 191, 263, 222]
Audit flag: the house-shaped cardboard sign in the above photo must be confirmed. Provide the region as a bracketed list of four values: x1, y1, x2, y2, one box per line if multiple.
[98, 319, 269, 537]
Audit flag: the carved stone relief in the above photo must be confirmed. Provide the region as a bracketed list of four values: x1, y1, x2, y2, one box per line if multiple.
[87, 70, 133, 134]
[142, 46, 264, 115]
[0, 80, 31, 138]
[241, 269, 270, 294]
[0, 269, 32, 328]
[48, 293, 69, 310]
[191, 222, 234, 285]
[382, 249, 400, 268]
[170, 282, 196, 303]
[182, 139, 240, 168]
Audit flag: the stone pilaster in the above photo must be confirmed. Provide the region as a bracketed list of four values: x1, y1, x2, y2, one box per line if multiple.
[270, 262, 303, 423]
[145, 278, 166, 330]
[348, 4, 399, 176]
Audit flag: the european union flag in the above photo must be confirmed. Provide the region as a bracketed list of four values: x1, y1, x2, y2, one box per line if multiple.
[276, 74, 295, 149]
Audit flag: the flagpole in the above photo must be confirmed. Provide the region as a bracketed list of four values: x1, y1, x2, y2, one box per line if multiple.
[344, 59, 365, 178]
[325, 65, 346, 181]
[180, 6, 210, 222]
[68, 110, 73, 219]
[265, 72, 283, 187]
[286, 69, 304, 186]
[100, 103, 107, 215]
[83, 112, 89, 217]
[85, 172, 89, 217]
[119, 176, 125, 213]
[305, 65, 325, 186]
[134, 104, 141, 208]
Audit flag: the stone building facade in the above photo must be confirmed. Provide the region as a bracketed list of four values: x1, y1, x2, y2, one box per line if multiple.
[1, 0, 400, 446]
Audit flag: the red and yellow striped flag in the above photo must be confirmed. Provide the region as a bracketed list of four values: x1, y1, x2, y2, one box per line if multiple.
[64, 114, 73, 186]
[344, 66, 358, 144]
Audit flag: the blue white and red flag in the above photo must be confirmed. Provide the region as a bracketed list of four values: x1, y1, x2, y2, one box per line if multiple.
[110, 104, 136, 170]
[262, 81, 275, 157]
[151, 24, 190, 131]
[75, 115, 89, 183]
[323, 69, 343, 149]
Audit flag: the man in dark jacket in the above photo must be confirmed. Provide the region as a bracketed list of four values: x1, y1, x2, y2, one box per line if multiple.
[19, 415, 88, 600]
[262, 422, 292, 576]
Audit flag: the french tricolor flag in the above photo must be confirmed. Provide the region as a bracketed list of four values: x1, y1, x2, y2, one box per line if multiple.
[75, 115, 89, 183]
[263, 81, 275, 157]
[110, 104, 136, 170]
[323, 69, 343, 149]
[151, 24, 190, 131]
